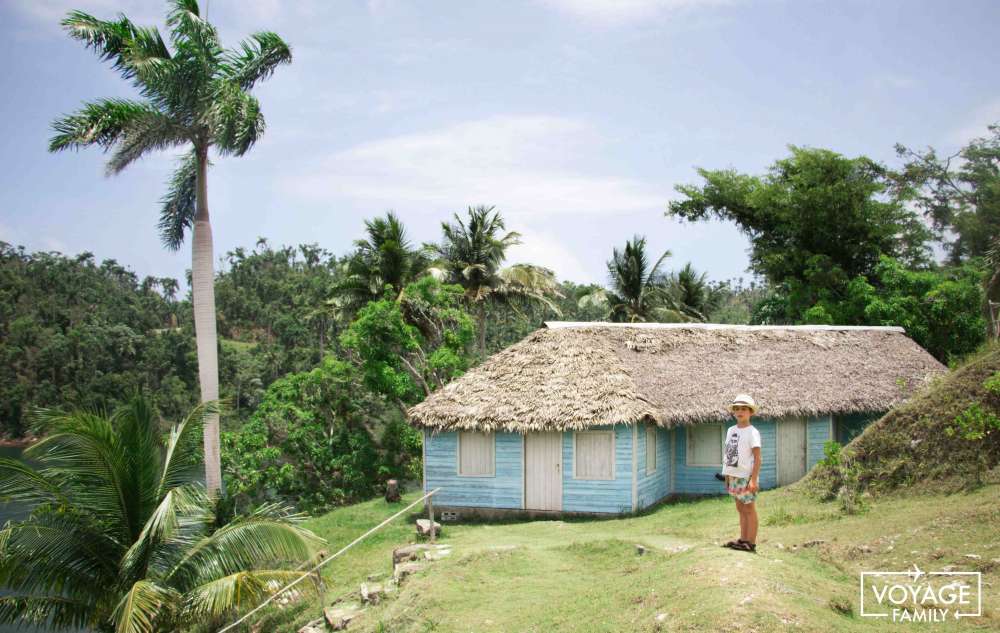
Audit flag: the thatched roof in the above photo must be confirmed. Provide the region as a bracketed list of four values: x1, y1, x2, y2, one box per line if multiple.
[406, 322, 949, 432]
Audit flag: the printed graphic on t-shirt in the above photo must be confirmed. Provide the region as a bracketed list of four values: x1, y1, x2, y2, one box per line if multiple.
[724, 430, 740, 468]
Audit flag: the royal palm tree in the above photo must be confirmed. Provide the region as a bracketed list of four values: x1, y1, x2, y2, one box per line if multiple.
[337, 211, 431, 313]
[581, 235, 692, 323]
[427, 206, 562, 357]
[49, 0, 292, 493]
[0, 395, 320, 632]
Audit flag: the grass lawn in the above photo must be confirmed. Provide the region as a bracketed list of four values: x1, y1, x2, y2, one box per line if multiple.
[260, 479, 998, 632]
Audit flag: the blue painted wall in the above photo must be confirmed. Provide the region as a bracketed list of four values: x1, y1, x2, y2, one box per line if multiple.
[671, 419, 778, 494]
[423, 414, 847, 512]
[637, 422, 671, 509]
[755, 420, 778, 489]
[806, 416, 833, 471]
[423, 430, 523, 509]
[834, 411, 884, 444]
[561, 424, 634, 513]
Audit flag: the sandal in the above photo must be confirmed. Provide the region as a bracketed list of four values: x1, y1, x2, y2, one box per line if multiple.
[732, 540, 757, 553]
[722, 538, 744, 549]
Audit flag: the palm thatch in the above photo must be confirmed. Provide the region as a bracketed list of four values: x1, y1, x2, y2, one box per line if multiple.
[406, 322, 948, 432]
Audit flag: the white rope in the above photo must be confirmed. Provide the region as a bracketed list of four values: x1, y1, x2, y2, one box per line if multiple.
[216, 488, 441, 633]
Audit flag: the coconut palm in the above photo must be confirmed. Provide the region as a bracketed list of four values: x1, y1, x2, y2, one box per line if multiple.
[337, 211, 431, 313]
[48, 0, 292, 493]
[663, 262, 725, 322]
[0, 395, 320, 632]
[427, 206, 562, 357]
[581, 235, 693, 323]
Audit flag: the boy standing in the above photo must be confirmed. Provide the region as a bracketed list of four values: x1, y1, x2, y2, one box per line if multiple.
[721, 394, 761, 553]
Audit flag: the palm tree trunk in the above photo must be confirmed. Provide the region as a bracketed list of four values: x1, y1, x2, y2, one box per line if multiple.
[192, 146, 223, 494]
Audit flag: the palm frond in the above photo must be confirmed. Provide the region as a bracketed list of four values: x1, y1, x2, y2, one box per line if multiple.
[221, 32, 292, 90]
[111, 580, 178, 633]
[0, 458, 67, 510]
[106, 108, 190, 175]
[167, 0, 220, 62]
[157, 150, 199, 251]
[0, 595, 95, 630]
[158, 400, 216, 495]
[119, 486, 204, 582]
[25, 410, 137, 542]
[211, 83, 265, 156]
[49, 99, 155, 152]
[61, 11, 170, 84]
[166, 504, 319, 589]
[183, 570, 311, 620]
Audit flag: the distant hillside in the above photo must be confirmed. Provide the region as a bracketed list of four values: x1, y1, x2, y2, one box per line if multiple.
[802, 340, 1000, 500]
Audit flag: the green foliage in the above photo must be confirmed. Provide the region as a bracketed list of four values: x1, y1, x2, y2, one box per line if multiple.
[581, 235, 696, 323]
[946, 402, 1000, 441]
[669, 146, 934, 321]
[0, 243, 198, 437]
[335, 211, 431, 316]
[222, 356, 392, 512]
[983, 371, 1000, 397]
[837, 255, 985, 363]
[945, 402, 1000, 485]
[893, 123, 1000, 264]
[341, 276, 475, 402]
[427, 206, 562, 357]
[0, 395, 320, 632]
[213, 241, 342, 381]
[817, 440, 842, 468]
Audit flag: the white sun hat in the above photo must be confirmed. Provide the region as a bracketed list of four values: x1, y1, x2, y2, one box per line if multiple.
[729, 394, 757, 413]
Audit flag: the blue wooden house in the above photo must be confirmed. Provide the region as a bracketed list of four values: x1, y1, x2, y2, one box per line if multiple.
[407, 322, 946, 516]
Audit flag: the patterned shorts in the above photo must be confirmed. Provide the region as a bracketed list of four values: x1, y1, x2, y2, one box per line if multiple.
[725, 475, 757, 504]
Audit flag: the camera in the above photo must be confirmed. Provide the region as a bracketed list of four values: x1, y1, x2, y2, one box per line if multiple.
[713, 472, 726, 482]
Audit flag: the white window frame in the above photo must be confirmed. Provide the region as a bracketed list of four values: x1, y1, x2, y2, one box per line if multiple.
[457, 431, 495, 477]
[686, 423, 723, 467]
[572, 430, 616, 480]
[645, 426, 657, 475]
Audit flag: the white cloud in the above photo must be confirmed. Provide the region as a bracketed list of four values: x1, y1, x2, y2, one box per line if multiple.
[949, 97, 1000, 146]
[281, 114, 666, 218]
[505, 226, 590, 283]
[538, 0, 739, 25]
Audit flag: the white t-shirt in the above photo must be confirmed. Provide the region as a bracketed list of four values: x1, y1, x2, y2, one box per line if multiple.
[720, 423, 762, 479]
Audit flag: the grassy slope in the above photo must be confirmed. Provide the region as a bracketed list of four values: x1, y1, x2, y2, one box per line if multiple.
[266, 343, 1000, 632]
[273, 482, 998, 633]
[802, 340, 1000, 497]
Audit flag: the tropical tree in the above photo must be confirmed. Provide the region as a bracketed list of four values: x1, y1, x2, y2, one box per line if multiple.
[663, 262, 726, 321]
[0, 395, 320, 632]
[427, 206, 562, 357]
[893, 124, 1000, 337]
[48, 0, 293, 493]
[581, 235, 693, 323]
[669, 146, 933, 323]
[336, 211, 430, 314]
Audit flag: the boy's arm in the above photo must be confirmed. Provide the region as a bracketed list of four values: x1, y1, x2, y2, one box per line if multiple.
[749, 446, 762, 492]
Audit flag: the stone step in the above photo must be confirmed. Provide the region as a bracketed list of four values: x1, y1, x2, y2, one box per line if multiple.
[324, 603, 362, 631]
[415, 518, 442, 537]
[393, 560, 426, 583]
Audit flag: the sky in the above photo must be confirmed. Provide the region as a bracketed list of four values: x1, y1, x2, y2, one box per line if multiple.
[1, 0, 998, 291]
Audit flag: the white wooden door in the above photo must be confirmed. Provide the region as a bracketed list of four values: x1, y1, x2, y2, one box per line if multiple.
[524, 432, 562, 510]
[777, 417, 807, 486]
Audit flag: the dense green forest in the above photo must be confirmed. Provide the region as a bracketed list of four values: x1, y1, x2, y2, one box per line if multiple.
[3, 132, 997, 514]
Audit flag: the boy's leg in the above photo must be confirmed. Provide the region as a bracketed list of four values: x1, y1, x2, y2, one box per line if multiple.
[736, 498, 747, 541]
[743, 500, 758, 544]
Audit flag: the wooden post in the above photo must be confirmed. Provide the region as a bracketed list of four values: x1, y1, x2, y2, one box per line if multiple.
[427, 495, 436, 543]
